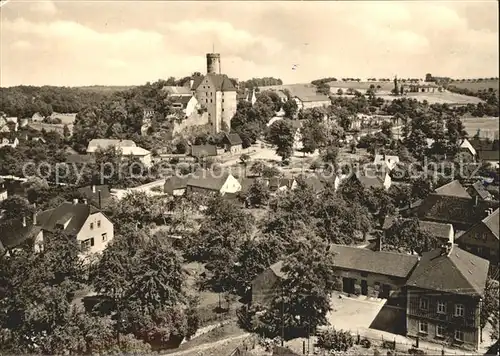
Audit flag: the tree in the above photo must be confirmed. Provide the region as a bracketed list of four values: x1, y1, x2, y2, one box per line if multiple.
[481, 279, 499, 340]
[282, 99, 298, 119]
[317, 328, 354, 352]
[246, 179, 271, 207]
[405, 128, 428, 161]
[385, 218, 440, 255]
[337, 88, 343, 96]
[239, 153, 251, 177]
[250, 160, 266, 177]
[321, 146, 339, 173]
[266, 120, 295, 162]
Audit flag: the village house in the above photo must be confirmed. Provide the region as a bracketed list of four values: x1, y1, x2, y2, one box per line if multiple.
[0, 200, 114, 258]
[186, 170, 241, 196]
[0, 133, 20, 148]
[417, 193, 498, 232]
[351, 171, 392, 191]
[405, 243, 489, 351]
[251, 244, 419, 306]
[170, 95, 199, 117]
[222, 133, 243, 154]
[455, 208, 498, 266]
[190, 144, 220, 159]
[373, 154, 400, 171]
[434, 180, 472, 198]
[382, 216, 454, 245]
[467, 181, 493, 201]
[469, 138, 500, 168]
[164, 175, 191, 196]
[293, 93, 331, 110]
[86, 139, 152, 167]
[77, 184, 112, 209]
[268, 177, 298, 194]
[31, 112, 44, 123]
[459, 138, 477, 159]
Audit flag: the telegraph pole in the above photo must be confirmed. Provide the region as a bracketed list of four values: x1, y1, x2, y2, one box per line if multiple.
[281, 285, 285, 346]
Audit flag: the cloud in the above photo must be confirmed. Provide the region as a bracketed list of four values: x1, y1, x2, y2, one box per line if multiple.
[31, 0, 58, 15]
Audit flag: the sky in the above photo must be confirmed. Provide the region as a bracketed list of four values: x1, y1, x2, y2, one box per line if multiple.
[0, 0, 498, 87]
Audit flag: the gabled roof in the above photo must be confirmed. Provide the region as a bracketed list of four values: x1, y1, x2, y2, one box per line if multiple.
[418, 194, 498, 227]
[355, 173, 385, 189]
[120, 146, 151, 156]
[87, 139, 136, 152]
[382, 216, 453, 241]
[162, 86, 193, 96]
[190, 144, 218, 157]
[470, 181, 492, 200]
[186, 170, 232, 191]
[37, 202, 101, 235]
[224, 133, 242, 146]
[294, 93, 330, 103]
[482, 208, 499, 239]
[77, 185, 112, 208]
[164, 175, 190, 194]
[469, 138, 499, 152]
[195, 74, 236, 92]
[169, 95, 195, 107]
[268, 177, 294, 190]
[406, 245, 489, 296]
[0, 218, 41, 252]
[434, 180, 471, 198]
[269, 245, 418, 280]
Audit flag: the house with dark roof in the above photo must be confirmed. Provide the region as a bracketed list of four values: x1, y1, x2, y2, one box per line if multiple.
[164, 175, 191, 196]
[417, 194, 498, 231]
[383, 216, 454, 245]
[351, 171, 392, 191]
[455, 208, 499, 265]
[222, 133, 243, 154]
[169, 95, 199, 117]
[0, 199, 114, 258]
[470, 139, 500, 168]
[293, 93, 330, 110]
[186, 170, 241, 196]
[251, 245, 419, 306]
[467, 181, 493, 201]
[405, 243, 490, 350]
[190, 144, 218, 158]
[77, 185, 112, 209]
[268, 177, 297, 194]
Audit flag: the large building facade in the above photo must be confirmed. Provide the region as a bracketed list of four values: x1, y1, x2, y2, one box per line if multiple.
[182, 53, 237, 134]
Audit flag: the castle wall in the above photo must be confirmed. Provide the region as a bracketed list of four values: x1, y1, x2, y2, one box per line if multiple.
[172, 112, 209, 135]
[222, 91, 237, 131]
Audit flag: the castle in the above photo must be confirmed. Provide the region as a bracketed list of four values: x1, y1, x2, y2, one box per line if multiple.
[161, 53, 238, 135]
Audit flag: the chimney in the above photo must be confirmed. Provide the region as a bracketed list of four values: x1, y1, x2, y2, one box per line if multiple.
[22, 216, 26, 227]
[83, 198, 87, 205]
[98, 190, 102, 209]
[440, 242, 453, 256]
[92, 185, 96, 193]
[189, 78, 194, 89]
[73, 198, 79, 205]
[33, 211, 37, 226]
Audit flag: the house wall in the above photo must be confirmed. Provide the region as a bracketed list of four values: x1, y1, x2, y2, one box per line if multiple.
[172, 188, 186, 196]
[227, 144, 242, 154]
[406, 288, 480, 350]
[0, 190, 7, 202]
[302, 100, 331, 109]
[251, 268, 281, 306]
[139, 153, 152, 168]
[185, 97, 199, 117]
[294, 97, 304, 111]
[456, 223, 498, 264]
[383, 174, 392, 190]
[76, 212, 114, 255]
[222, 91, 237, 131]
[220, 175, 242, 194]
[334, 268, 407, 299]
[195, 77, 218, 133]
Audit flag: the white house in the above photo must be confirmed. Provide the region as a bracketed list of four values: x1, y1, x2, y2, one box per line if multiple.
[459, 138, 477, 157]
[373, 154, 400, 171]
[86, 139, 137, 153]
[32, 112, 44, 123]
[170, 95, 200, 117]
[186, 170, 241, 196]
[293, 93, 330, 110]
[121, 146, 153, 168]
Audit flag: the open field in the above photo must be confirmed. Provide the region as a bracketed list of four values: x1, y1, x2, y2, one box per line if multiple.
[448, 79, 499, 93]
[328, 81, 394, 91]
[374, 91, 484, 105]
[462, 116, 499, 139]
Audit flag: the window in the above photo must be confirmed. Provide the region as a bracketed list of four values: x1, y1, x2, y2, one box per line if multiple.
[102, 233, 107, 242]
[437, 300, 447, 314]
[222, 99, 224, 103]
[454, 329, 464, 342]
[81, 238, 94, 249]
[420, 298, 429, 310]
[97, 220, 101, 228]
[210, 99, 213, 103]
[419, 321, 428, 334]
[436, 325, 445, 337]
[90, 222, 94, 230]
[222, 108, 224, 112]
[454, 304, 464, 317]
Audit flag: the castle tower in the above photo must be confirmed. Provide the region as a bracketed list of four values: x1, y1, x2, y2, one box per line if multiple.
[206, 53, 221, 74]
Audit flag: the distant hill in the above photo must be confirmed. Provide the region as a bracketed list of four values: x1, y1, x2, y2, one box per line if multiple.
[446, 79, 499, 94]
[74, 85, 136, 93]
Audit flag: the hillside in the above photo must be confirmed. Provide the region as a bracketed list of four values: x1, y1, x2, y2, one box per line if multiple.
[447, 79, 499, 93]
[75, 85, 136, 93]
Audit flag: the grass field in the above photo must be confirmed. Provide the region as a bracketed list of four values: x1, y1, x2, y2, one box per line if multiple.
[327, 81, 394, 91]
[462, 116, 499, 139]
[447, 79, 499, 93]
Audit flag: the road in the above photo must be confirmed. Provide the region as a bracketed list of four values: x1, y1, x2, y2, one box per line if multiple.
[161, 333, 250, 356]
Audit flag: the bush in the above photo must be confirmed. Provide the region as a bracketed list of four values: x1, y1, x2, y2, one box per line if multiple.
[333, 277, 343, 292]
[316, 328, 354, 352]
[408, 348, 425, 355]
[360, 337, 371, 348]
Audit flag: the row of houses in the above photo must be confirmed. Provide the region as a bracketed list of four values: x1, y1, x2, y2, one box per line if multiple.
[0, 184, 114, 258]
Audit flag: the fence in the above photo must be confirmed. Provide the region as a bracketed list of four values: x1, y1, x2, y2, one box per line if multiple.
[227, 335, 257, 356]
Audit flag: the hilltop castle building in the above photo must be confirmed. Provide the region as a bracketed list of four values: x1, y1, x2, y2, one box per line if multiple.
[182, 53, 237, 134]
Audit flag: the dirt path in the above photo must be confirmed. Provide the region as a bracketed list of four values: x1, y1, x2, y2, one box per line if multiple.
[161, 333, 250, 356]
